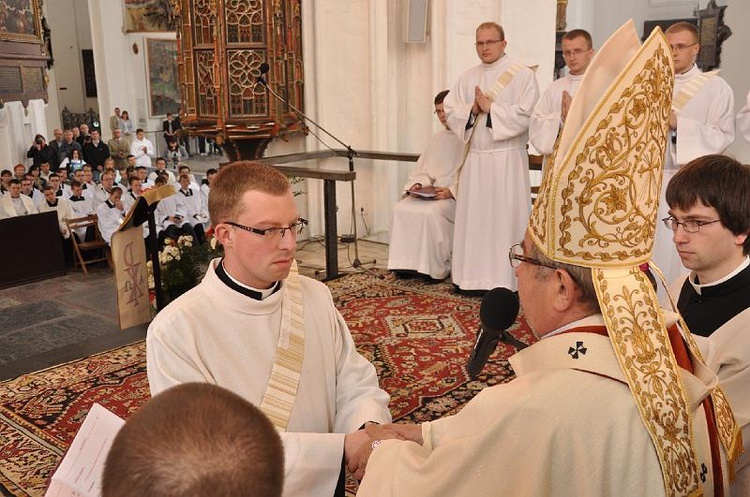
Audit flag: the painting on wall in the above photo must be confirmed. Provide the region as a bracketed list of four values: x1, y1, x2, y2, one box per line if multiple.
[146, 38, 181, 117]
[123, 0, 177, 33]
[0, 0, 42, 42]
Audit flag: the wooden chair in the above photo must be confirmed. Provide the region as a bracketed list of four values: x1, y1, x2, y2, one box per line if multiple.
[65, 215, 112, 275]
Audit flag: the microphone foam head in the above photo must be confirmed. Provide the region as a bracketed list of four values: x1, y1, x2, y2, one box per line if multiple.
[480, 287, 520, 331]
[259, 62, 270, 75]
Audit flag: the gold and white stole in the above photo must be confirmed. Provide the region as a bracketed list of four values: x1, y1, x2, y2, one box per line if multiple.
[259, 260, 306, 431]
[672, 69, 719, 112]
[453, 60, 527, 196]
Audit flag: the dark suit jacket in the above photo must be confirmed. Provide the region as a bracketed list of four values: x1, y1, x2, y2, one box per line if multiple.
[83, 141, 111, 168]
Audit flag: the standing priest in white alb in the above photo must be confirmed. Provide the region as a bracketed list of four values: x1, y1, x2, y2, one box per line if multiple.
[652, 21, 735, 290]
[444, 21, 539, 293]
[529, 29, 594, 159]
[147, 161, 391, 497]
[387, 90, 462, 281]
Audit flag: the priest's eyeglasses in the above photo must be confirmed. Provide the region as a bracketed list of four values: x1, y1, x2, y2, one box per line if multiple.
[475, 39, 503, 48]
[508, 243, 559, 270]
[226, 218, 308, 239]
[669, 43, 697, 52]
[662, 217, 720, 233]
[562, 49, 586, 58]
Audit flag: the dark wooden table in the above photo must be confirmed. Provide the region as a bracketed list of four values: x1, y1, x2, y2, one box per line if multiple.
[257, 149, 419, 280]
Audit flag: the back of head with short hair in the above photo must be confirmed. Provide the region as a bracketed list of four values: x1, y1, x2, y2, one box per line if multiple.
[208, 161, 291, 226]
[102, 383, 284, 497]
[434, 90, 449, 105]
[562, 28, 593, 49]
[666, 154, 750, 254]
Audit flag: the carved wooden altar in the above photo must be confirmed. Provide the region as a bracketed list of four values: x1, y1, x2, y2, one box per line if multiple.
[173, 0, 305, 161]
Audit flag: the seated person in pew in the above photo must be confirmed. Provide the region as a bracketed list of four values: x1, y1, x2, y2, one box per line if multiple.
[0, 179, 37, 218]
[39, 185, 76, 265]
[39, 185, 75, 238]
[152, 175, 199, 246]
[387, 90, 463, 282]
[21, 175, 45, 210]
[177, 173, 208, 243]
[96, 186, 126, 246]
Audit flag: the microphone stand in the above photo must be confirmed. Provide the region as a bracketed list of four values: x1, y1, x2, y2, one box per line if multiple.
[258, 75, 375, 271]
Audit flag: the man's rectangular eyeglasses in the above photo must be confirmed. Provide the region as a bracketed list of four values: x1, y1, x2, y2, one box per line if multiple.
[225, 218, 308, 239]
[475, 39, 503, 48]
[508, 243, 559, 269]
[662, 217, 720, 233]
[669, 43, 697, 52]
[562, 49, 587, 58]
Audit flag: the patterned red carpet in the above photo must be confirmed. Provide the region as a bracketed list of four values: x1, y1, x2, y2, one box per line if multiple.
[0, 270, 536, 496]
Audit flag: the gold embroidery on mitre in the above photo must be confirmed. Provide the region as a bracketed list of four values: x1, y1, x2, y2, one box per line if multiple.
[557, 46, 671, 266]
[528, 33, 672, 268]
[594, 267, 701, 496]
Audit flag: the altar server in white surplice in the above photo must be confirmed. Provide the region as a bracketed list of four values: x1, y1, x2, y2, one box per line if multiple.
[96, 187, 126, 245]
[529, 29, 594, 157]
[39, 186, 75, 239]
[387, 90, 462, 281]
[652, 22, 735, 292]
[147, 162, 391, 497]
[444, 21, 539, 292]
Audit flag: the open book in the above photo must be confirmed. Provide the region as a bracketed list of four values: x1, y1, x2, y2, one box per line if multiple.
[45, 404, 125, 497]
[405, 185, 437, 199]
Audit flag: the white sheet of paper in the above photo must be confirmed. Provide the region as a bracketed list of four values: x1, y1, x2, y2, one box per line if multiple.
[44, 403, 125, 497]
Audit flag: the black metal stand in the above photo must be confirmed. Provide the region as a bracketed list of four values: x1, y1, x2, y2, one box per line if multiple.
[259, 77, 375, 273]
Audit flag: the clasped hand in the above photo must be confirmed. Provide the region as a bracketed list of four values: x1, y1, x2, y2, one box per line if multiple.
[472, 85, 491, 115]
[344, 423, 423, 480]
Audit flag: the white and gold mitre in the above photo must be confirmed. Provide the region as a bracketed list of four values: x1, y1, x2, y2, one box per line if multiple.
[529, 20, 741, 496]
[528, 20, 670, 265]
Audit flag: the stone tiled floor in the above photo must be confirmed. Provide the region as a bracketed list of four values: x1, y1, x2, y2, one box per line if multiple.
[0, 240, 389, 381]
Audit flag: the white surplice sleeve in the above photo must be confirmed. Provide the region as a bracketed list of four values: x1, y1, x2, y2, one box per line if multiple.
[675, 77, 735, 165]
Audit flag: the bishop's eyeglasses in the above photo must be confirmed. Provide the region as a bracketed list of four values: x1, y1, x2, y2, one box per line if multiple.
[508, 243, 559, 270]
[662, 216, 720, 233]
[225, 218, 308, 239]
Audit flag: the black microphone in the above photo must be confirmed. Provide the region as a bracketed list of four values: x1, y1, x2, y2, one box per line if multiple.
[467, 287, 522, 379]
[257, 62, 270, 86]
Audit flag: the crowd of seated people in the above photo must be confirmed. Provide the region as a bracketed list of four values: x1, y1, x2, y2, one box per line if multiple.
[1, 126, 213, 271]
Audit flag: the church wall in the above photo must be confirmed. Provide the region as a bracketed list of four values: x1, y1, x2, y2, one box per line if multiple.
[87, 0, 176, 142]
[46, 0, 97, 116]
